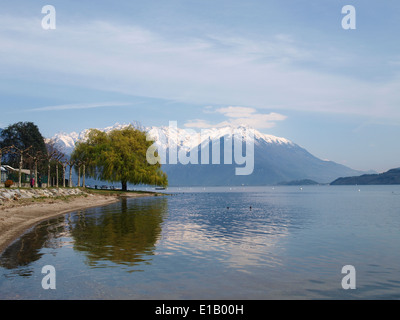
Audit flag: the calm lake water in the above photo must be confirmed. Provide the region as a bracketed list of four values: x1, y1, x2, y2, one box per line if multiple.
[1, 185, 400, 300]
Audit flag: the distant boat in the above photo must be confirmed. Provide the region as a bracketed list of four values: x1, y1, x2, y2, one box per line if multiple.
[155, 187, 166, 190]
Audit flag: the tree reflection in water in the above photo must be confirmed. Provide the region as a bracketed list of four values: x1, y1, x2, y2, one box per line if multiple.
[69, 197, 168, 269]
[0, 216, 67, 277]
[0, 197, 168, 275]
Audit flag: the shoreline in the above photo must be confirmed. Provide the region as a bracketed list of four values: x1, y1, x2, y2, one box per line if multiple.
[0, 191, 161, 255]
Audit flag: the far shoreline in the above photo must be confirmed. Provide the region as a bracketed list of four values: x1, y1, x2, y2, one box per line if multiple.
[0, 189, 164, 255]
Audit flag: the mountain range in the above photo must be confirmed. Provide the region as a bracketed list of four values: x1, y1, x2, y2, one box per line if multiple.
[48, 123, 367, 186]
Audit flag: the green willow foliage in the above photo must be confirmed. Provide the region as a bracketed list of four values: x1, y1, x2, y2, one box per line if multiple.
[71, 126, 168, 190]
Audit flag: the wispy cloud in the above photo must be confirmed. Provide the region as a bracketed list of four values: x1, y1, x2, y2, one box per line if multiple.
[30, 102, 131, 112]
[0, 15, 399, 119]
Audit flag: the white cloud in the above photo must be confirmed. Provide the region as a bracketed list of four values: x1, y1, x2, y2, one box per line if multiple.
[229, 112, 287, 129]
[185, 106, 287, 129]
[215, 106, 257, 118]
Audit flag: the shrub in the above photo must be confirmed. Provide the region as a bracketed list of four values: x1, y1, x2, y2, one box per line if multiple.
[4, 180, 14, 188]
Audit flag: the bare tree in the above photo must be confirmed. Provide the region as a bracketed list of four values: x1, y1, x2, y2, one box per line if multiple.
[59, 157, 72, 188]
[66, 159, 76, 187]
[45, 139, 65, 188]
[75, 159, 87, 188]
[26, 150, 48, 188]
[53, 152, 64, 188]
[11, 146, 33, 187]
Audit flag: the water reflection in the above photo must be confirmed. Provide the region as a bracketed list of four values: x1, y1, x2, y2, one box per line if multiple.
[68, 198, 168, 269]
[0, 197, 168, 275]
[158, 192, 294, 271]
[0, 216, 67, 277]
[1, 187, 400, 299]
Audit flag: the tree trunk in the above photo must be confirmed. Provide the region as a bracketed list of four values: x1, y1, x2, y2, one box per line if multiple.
[34, 160, 38, 188]
[69, 165, 73, 187]
[121, 181, 127, 191]
[48, 163, 51, 188]
[82, 164, 85, 188]
[19, 153, 23, 188]
[62, 165, 66, 188]
[56, 163, 59, 188]
[77, 166, 81, 188]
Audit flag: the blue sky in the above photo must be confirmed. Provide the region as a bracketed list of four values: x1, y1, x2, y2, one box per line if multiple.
[1, 0, 400, 172]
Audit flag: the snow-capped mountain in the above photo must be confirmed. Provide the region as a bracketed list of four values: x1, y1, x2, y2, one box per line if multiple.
[49, 131, 81, 155]
[147, 124, 294, 152]
[48, 123, 137, 155]
[48, 122, 365, 186]
[51, 123, 293, 155]
[150, 125, 365, 186]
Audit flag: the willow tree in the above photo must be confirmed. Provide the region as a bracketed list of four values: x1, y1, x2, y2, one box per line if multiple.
[71, 126, 168, 191]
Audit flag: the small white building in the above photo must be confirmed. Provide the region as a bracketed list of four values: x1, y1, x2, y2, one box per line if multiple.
[0, 166, 7, 183]
[1, 165, 31, 183]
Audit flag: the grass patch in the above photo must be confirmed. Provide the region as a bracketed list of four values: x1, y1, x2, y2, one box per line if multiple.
[84, 188, 154, 195]
[83, 187, 166, 197]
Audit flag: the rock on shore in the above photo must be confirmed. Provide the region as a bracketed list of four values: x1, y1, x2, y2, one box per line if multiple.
[0, 188, 88, 205]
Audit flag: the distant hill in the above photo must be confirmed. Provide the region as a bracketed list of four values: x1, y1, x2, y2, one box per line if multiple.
[277, 179, 320, 186]
[330, 168, 400, 185]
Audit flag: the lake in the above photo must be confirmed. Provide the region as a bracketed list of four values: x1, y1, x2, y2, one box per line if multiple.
[1, 185, 400, 300]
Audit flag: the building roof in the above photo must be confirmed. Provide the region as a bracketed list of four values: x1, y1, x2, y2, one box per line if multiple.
[1, 165, 30, 175]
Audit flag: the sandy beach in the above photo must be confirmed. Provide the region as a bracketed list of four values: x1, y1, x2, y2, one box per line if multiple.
[0, 191, 159, 254]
